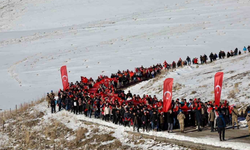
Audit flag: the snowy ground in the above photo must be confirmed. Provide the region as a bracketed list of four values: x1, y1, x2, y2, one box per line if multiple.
[126, 53, 250, 105]
[1, 0, 250, 110]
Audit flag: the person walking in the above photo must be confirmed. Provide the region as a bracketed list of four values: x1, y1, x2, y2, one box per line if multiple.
[243, 46, 247, 53]
[186, 56, 191, 65]
[209, 108, 215, 132]
[232, 106, 239, 129]
[51, 98, 56, 113]
[209, 53, 214, 63]
[177, 110, 185, 133]
[217, 113, 226, 141]
[58, 95, 62, 111]
[46, 93, 51, 108]
[246, 111, 250, 135]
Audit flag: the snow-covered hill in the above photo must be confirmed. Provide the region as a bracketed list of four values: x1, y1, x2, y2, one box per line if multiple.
[126, 53, 250, 106]
[1, 0, 250, 110]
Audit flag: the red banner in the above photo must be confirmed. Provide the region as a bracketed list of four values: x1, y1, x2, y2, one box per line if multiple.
[60, 65, 69, 91]
[214, 72, 224, 106]
[163, 78, 173, 112]
[81, 76, 88, 83]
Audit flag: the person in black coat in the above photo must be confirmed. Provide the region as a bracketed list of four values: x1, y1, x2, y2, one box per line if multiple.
[141, 111, 149, 132]
[209, 53, 214, 63]
[218, 51, 222, 59]
[222, 51, 226, 58]
[124, 110, 131, 127]
[195, 106, 202, 131]
[150, 111, 158, 130]
[203, 54, 207, 63]
[186, 56, 191, 65]
[127, 91, 132, 98]
[57, 95, 62, 111]
[112, 106, 117, 123]
[217, 113, 226, 141]
[234, 48, 238, 56]
[51, 99, 56, 113]
[167, 110, 174, 133]
[213, 53, 218, 61]
[200, 55, 203, 64]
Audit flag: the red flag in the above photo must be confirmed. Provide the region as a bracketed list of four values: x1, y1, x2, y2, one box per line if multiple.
[163, 78, 173, 112]
[60, 65, 69, 90]
[81, 76, 88, 83]
[214, 72, 224, 106]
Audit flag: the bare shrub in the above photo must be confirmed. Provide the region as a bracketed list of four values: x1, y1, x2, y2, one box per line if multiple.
[92, 128, 99, 133]
[45, 126, 49, 137]
[76, 127, 88, 143]
[228, 90, 236, 99]
[25, 130, 31, 145]
[173, 83, 184, 91]
[191, 91, 197, 94]
[234, 82, 241, 88]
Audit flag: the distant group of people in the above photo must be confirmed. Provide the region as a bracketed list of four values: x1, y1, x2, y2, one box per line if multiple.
[162, 46, 250, 70]
[46, 45, 250, 142]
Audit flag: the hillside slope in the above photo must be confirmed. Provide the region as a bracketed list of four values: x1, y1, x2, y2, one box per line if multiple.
[126, 53, 250, 105]
[1, 0, 250, 110]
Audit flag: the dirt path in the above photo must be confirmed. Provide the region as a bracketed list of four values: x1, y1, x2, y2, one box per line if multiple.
[78, 115, 250, 150]
[173, 125, 250, 144]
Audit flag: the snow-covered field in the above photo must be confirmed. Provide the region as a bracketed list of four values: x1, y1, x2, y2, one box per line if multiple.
[1, 0, 250, 110]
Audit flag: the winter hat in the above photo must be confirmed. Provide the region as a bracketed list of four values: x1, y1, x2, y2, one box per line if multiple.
[51, 90, 53, 93]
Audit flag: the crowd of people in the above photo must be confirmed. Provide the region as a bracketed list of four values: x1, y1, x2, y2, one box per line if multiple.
[46, 46, 250, 141]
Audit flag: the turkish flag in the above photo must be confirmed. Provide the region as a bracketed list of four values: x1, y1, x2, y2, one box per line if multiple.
[163, 78, 173, 112]
[81, 76, 88, 83]
[214, 72, 223, 106]
[60, 65, 69, 91]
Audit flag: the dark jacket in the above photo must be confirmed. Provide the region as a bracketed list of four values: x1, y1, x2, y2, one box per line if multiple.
[124, 112, 131, 121]
[166, 112, 174, 123]
[217, 114, 226, 128]
[150, 113, 157, 123]
[195, 107, 202, 122]
[141, 114, 148, 124]
[51, 99, 56, 107]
